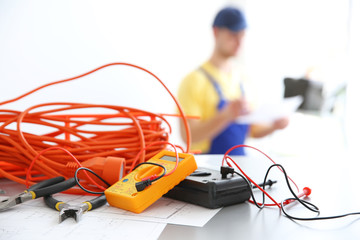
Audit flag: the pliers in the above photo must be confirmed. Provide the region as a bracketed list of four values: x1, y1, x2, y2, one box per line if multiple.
[44, 194, 107, 223]
[0, 176, 75, 211]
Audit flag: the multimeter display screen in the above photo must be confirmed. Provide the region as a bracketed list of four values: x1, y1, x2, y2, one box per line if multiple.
[160, 155, 184, 162]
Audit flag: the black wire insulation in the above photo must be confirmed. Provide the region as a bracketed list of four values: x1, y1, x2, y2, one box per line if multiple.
[235, 163, 360, 221]
[74, 167, 111, 195]
[234, 171, 267, 209]
[132, 162, 166, 183]
[75, 162, 166, 194]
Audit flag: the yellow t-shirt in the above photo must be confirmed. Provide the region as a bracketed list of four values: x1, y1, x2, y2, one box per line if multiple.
[178, 61, 242, 153]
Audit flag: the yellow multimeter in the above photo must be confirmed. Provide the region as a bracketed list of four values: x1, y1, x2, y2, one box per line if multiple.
[104, 150, 197, 213]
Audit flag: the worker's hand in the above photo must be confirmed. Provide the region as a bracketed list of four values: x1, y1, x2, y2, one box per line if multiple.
[221, 98, 250, 122]
[272, 117, 289, 130]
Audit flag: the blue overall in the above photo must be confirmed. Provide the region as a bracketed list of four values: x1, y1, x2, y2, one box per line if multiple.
[199, 68, 249, 155]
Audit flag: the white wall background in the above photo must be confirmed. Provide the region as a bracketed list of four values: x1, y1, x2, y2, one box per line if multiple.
[0, 0, 231, 146]
[345, 0, 360, 153]
[0, 0, 222, 108]
[0, 0, 358, 152]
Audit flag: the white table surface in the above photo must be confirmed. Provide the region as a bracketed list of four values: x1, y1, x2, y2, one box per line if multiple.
[1, 152, 359, 240]
[159, 152, 360, 240]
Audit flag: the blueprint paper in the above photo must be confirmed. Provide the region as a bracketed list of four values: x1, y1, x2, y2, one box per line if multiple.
[0, 194, 221, 240]
[95, 197, 221, 227]
[0, 198, 166, 240]
[48, 193, 220, 227]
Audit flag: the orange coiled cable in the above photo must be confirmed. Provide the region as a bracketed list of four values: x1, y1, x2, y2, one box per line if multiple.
[0, 63, 191, 192]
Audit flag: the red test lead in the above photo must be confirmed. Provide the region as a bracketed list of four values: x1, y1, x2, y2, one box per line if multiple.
[283, 187, 312, 205]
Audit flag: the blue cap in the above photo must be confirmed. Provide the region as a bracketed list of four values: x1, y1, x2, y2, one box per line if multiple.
[213, 7, 247, 32]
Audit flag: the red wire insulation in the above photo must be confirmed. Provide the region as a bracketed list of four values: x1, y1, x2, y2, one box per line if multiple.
[225, 156, 280, 208]
[222, 144, 300, 208]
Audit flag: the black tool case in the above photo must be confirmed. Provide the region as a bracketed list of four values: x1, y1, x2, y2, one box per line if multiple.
[165, 167, 250, 209]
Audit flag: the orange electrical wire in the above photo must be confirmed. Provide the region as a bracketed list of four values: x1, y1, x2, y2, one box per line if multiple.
[0, 63, 192, 192]
[0, 62, 191, 152]
[26, 146, 108, 191]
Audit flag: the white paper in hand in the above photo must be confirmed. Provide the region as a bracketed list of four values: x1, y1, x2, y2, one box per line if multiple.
[237, 96, 303, 124]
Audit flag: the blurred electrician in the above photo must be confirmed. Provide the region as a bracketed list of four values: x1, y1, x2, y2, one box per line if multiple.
[178, 6, 289, 155]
